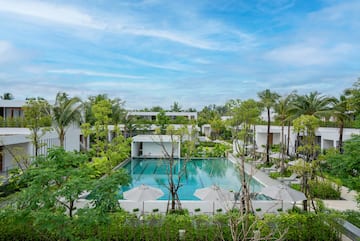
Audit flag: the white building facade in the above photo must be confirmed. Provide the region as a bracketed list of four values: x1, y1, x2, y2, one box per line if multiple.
[131, 135, 181, 158]
[253, 125, 360, 155]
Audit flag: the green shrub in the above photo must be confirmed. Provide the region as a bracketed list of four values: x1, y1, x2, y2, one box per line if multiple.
[309, 180, 341, 199]
[269, 170, 293, 179]
[263, 212, 340, 241]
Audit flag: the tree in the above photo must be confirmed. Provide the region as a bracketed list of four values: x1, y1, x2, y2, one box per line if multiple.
[90, 169, 131, 213]
[123, 115, 137, 138]
[257, 89, 280, 164]
[155, 125, 196, 213]
[52, 92, 82, 147]
[274, 92, 296, 173]
[92, 99, 112, 156]
[150, 106, 164, 112]
[0, 92, 14, 100]
[292, 91, 335, 118]
[111, 98, 126, 136]
[170, 101, 182, 112]
[156, 110, 169, 134]
[83, 94, 109, 125]
[293, 115, 320, 211]
[23, 98, 52, 157]
[344, 78, 360, 116]
[18, 148, 93, 218]
[209, 116, 225, 140]
[324, 135, 360, 195]
[16, 147, 130, 219]
[80, 122, 91, 152]
[344, 78, 360, 130]
[229, 99, 261, 214]
[332, 94, 352, 153]
[197, 105, 221, 126]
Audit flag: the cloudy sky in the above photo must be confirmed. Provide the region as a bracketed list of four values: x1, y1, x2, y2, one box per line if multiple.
[0, 0, 359, 109]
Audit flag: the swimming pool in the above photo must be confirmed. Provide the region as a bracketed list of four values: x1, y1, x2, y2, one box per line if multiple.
[121, 158, 264, 200]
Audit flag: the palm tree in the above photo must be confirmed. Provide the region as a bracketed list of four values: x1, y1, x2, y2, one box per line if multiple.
[292, 91, 336, 157]
[274, 93, 296, 173]
[333, 95, 351, 153]
[292, 91, 335, 118]
[257, 89, 280, 164]
[111, 98, 126, 136]
[52, 92, 82, 147]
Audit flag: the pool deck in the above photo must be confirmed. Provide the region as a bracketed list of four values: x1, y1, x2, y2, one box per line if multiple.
[73, 154, 358, 215]
[228, 153, 281, 187]
[228, 153, 359, 212]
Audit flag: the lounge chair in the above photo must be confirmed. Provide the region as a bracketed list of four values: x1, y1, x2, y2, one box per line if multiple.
[277, 173, 300, 185]
[261, 164, 278, 174]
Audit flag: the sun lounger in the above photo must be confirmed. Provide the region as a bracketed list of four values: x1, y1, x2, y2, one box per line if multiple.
[277, 173, 300, 185]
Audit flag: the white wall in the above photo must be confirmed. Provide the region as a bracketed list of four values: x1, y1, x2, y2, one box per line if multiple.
[142, 142, 179, 158]
[1, 125, 82, 174]
[253, 125, 360, 155]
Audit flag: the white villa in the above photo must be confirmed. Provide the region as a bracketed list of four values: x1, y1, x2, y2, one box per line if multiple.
[254, 125, 360, 155]
[131, 135, 180, 158]
[0, 100, 82, 176]
[127, 111, 197, 121]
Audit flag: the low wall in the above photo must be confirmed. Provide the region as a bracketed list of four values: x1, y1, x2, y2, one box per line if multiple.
[118, 200, 294, 216]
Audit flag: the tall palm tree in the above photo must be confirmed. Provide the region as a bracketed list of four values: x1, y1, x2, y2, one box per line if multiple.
[258, 89, 280, 164]
[274, 92, 296, 173]
[292, 91, 335, 118]
[52, 92, 82, 147]
[333, 95, 351, 153]
[111, 98, 126, 136]
[292, 91, 336, 156]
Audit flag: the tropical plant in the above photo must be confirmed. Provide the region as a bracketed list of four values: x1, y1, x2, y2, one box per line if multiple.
[52, 92, 82, 147]
[274, 92, 296, 173]
[257, 89, 280, 164]
[23, 98, 52, 157]
[332, 94, 352, 153]
[324, 135, 360, 194]
[292, 91, 335, 118]
[230, 99, 261, 215]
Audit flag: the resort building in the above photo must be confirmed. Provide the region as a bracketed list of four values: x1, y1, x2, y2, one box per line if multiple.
[235, 125, 360, 155]
[127, 111, 197, 122]
[0, 100, 25, 120]
[0, 100, 82, 176]
[0, 126, 82, 175]
[131, 135, 181, 158]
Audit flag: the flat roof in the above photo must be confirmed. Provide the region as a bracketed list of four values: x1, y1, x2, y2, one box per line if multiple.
[0, 128, 31, 135]
[127, 111, 197, 116]
[132, 134, 180, 142]
[0, 100, 26, 108]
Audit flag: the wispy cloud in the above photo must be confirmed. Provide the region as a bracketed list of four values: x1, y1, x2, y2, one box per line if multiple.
[0, 0, 255, 51]
[263, 43, 352, 66]
[120, 55, 187, 71]
[0, 0, 105, 29]
[0, 40, 22, 63]
[47, 69, 143, 79]
[256, 0, 296, 14]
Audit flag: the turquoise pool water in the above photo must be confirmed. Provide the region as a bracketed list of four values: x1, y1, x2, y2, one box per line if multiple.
[121, 158, 264, 200]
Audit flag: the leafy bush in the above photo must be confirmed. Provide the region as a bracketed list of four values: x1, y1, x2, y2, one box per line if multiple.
[309, 180, 341, 200]
[0, 208, 342, 241]
[269, 170, 293, 179]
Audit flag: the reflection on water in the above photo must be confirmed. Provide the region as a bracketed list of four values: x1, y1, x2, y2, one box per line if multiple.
[122, 158, 264, 200]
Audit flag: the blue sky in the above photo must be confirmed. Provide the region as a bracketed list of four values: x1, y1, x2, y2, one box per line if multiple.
[0, 0, 359, 110]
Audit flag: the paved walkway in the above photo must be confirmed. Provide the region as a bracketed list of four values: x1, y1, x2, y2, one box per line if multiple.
[228, 153, 359, 212]
[323, 186, 359, 211]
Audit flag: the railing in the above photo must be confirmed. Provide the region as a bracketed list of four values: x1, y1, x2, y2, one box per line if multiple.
[334, 218, 360, 241]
